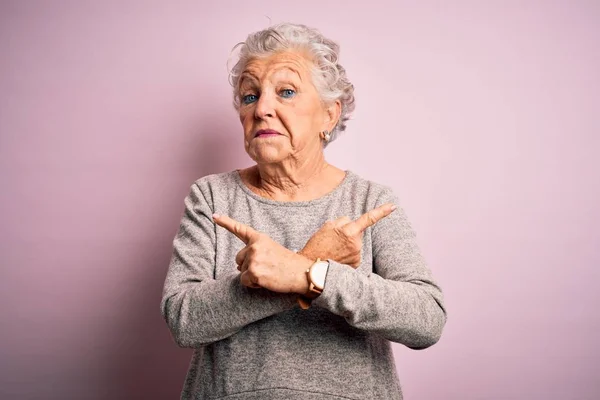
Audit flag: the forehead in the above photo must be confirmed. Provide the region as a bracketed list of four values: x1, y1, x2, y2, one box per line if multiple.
[241, 51, 313, 82]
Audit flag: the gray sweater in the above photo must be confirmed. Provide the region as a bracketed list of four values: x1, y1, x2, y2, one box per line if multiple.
[160, 170, 447, 400]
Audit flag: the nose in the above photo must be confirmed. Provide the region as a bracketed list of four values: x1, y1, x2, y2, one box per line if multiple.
[254, 91, 275, 120]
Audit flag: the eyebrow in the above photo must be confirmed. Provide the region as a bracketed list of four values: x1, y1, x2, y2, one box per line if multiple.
[275, 66, 303, 82]
[238, 73, 258, 89]
[240, 71, 258, 81]
[239, 66, 303, 86]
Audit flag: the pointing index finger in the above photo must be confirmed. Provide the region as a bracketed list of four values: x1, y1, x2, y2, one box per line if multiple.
[213, 214, 258, 244]
[347, 203, 396, 236]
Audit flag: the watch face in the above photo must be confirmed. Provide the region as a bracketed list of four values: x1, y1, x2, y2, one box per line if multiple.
[309, 261, 329, 290]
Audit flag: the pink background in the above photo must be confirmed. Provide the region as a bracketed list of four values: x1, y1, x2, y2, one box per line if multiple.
[1, 1, 599, 399]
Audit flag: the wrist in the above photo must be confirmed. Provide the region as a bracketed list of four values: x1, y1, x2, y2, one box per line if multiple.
[297, 248, 315, 260]
[296, 258, 330, 310]
[293, 255, 313, 294]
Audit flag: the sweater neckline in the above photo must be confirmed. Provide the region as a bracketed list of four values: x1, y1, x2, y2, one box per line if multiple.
[233, 168, 354, 207]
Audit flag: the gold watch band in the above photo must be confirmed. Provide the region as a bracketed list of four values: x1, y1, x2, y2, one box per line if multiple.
[297, 295, 312, 310]
[297, 258, 326, 310]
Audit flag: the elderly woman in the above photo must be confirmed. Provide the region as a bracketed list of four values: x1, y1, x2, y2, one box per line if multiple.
[160, 23, 446, 400]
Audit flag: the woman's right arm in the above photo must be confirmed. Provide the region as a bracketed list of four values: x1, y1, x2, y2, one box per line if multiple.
[160, 182, 297, 348]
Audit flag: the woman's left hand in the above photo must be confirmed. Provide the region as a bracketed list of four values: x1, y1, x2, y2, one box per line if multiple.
[213, 214, 312, 294]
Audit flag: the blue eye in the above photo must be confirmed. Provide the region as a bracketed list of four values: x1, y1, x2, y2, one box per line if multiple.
[280, 89, 296, 98]
[242, 94, 258, 104]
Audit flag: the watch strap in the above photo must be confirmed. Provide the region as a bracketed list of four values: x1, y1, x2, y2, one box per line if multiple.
[297, 258, 328, 310]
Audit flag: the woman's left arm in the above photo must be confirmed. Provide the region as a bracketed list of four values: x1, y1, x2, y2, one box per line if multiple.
[312, 188, 447, 349]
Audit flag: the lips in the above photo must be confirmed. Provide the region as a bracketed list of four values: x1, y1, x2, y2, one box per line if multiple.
[255, 129, 282, 138]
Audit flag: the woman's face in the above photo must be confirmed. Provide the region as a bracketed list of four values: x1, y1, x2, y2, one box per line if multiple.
[237, 51, 336, 166]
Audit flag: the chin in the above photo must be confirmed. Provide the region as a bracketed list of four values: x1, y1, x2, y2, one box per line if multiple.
[248, 145, 287, 164]
[251, 155, 285, 164]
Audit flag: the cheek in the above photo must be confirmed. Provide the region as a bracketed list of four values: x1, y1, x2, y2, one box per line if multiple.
[239, 109, 252, 129]
[284, 104, 321, 138]
[238, 106, 247, 121]
[239, 110, 255, 148]
[293, 96, 323, 123]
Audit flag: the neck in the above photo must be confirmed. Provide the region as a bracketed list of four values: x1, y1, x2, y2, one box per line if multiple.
[249, 153, 334, 201]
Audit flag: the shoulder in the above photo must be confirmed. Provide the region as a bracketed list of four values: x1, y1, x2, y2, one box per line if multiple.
[347, 173, 416, 240]
[345, 170, 399, 207]
[186, 170, 240, 207]
[192, 170, 238, 191]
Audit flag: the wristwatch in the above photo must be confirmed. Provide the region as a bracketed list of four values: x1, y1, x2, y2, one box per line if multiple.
[297, 258, 330, 310]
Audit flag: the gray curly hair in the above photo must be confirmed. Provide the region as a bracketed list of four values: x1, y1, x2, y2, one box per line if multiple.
[228, 23, 355, 145]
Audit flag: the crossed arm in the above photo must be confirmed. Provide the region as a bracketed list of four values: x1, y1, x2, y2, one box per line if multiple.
[211, 200, 395, 293]
[160, 183, 446, 349]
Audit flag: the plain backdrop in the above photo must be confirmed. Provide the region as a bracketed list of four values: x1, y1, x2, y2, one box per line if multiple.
[1, 1, 599, 399]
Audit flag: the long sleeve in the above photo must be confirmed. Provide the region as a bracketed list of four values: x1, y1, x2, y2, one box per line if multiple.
[160, 183, 297, 348]
[313, 187, 447, 349]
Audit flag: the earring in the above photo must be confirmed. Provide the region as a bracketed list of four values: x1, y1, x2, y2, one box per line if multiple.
[320, 130, 331, 142]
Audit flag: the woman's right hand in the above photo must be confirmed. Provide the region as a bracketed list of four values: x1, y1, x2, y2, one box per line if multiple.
[298, 203, 396, 268]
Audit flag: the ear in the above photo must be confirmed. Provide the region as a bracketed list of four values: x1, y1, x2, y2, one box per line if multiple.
[323, 100, 342, 132]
